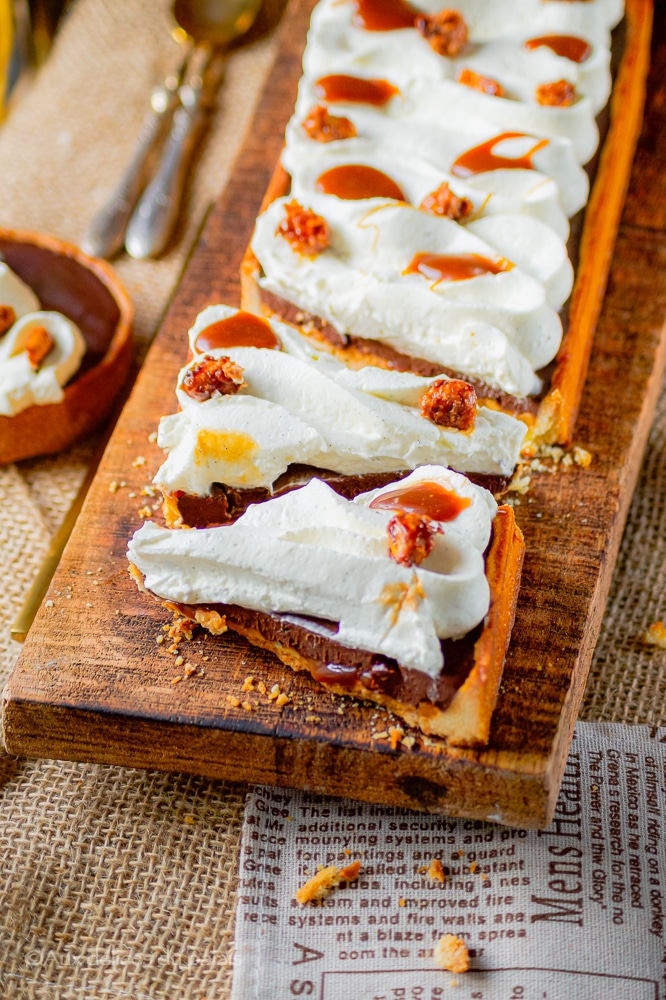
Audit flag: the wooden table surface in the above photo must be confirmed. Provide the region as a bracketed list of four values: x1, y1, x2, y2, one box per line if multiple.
[3, 0, 666, 829]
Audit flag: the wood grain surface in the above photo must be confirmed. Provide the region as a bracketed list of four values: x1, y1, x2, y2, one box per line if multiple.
[3, 0, 665, 829]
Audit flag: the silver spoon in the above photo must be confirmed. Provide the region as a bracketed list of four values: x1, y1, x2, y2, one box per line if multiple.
[125, 0, 263, 261]
[81, 58, 189, 259]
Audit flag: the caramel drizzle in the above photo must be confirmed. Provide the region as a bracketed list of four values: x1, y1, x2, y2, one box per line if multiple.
[451, 132, 549, 178]
[404, 252, 512, 284]
[370, 481, 471, 521]
[194, 311, 282, 352]
[316, 164, 406, 202]
[352, 0, 416, 31]
[524, 34, 592, 64]
[315, 74, 399, 106]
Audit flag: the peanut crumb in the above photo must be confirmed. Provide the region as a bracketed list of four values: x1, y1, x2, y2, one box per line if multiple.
[257, 680, 267, 695]
[469, 861, 478, 873]
[168, 617, 194, 642]
[171, 676, 182, 685]
[156, 635, 165, 645]
[175, 656, 184, 667]
[132, 455, 146, 467]
[428, 859, 446, 883]
[276, 693, 291, 708]
[148, 431, 158, 443]
[138, 506, 152, 519]
[643, 621, 666, 648]
[399, 898, 406, 907]
[268, 684, 281, 701]
[573, 445, 593, 468]
[45, 599, 54, 608]
[167, 643, 179, 654]
[183, 663, 196, 678]
[109, 481, 121, 493]
[241, 701, 255, 711]
[226, 695, 241, 708]
[295, 860, 362, 904]
[242, 676, 255, 692]
[433, 934, 470, 974]
[305, 715, 322, 723]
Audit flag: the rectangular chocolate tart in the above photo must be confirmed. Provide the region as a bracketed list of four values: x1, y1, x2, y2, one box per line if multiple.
[155, 305, 521, 528]
[240, 0, 652, 446]
[130, 499, 524, 748]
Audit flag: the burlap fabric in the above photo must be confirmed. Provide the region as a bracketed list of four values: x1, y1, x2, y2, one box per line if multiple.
[0, 2, 663, 997]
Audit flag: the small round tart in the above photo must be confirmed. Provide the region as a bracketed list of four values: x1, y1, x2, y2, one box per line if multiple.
[0, 228, 133, 464]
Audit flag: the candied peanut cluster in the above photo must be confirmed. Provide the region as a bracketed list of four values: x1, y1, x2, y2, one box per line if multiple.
[419, 182, 473, 221]
[458, 67, 505, 97]
[25, 326, 55, 370]
[415, 9, 468, 57]
[0, 305, 16, 337]
[420, 378, 477, 431]
[536, 79, 576, 106]
[387, 511, 442, 567]
[180, 355, 246, 401]
[302, 104, 357, 143]
[276, 199, 331, 256]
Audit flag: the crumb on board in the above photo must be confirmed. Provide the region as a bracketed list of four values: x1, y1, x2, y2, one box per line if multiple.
[295, 860, 361, 904]
[242, 676, 255, 692]
[169, 617, 195, 642]
[433, 934, 470, 974]
[508, 474, 531, 495]
[573, 445, 592, 468]
[276, 692, 291, 708]
[643, 621, 666, 649]
[428, 859, 446, 883]
[132, 455, 147, 467]
[469, 861, 478, 873]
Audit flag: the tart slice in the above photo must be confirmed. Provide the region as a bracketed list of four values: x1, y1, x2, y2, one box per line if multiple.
[128, 466, 525, 746]
[153, 305, 527, 527]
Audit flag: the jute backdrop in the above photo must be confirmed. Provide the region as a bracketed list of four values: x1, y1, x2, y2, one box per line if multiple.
[0, 1, 663, 997]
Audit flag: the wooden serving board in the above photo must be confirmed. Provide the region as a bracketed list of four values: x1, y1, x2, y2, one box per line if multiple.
[3, 0, 666, 828]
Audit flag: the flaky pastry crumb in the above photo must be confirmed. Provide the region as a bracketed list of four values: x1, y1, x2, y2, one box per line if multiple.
[433, 934, 470, 973]
[295, 860, 361, 904]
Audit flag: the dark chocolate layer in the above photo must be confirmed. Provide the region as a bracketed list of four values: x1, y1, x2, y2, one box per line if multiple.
[173, 464, 509, 528]
[172, 598, 481, 710]
[259, 287, 539, 416]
